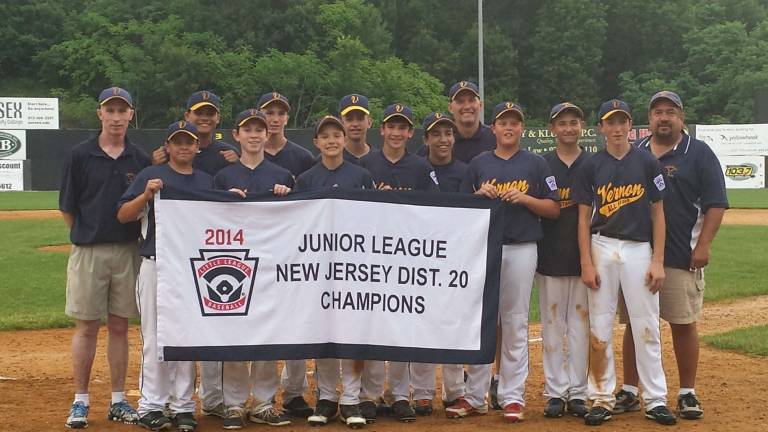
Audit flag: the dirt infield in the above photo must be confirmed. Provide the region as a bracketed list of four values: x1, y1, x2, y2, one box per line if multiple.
[5, 208, 768, 225]
[1, 296, 767, 432]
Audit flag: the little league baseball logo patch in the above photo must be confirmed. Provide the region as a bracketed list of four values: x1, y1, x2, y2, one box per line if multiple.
[190, 249, 259, 316]
[545, 175, 558, 191]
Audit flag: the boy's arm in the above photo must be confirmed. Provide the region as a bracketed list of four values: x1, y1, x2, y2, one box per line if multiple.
[646, 199, 666, 293]
[578, 203, 599, 290]
[117, 179, 162, 223]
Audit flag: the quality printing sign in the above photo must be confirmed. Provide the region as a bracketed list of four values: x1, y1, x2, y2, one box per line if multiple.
[0, 130, 26, 159]
[0, 97, 59, 130]
[155, 186, 503, 363]
[696, 124, 768, 156]
[718, 155, 765, 189]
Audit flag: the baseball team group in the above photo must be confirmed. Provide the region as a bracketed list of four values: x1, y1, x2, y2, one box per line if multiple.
[58, 80, 728, 431]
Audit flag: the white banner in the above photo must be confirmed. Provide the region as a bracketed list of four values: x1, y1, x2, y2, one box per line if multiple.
[719, 155, 765, 189]
[155, 187, 503, 363]
[695, 124, 768, 156]
[0, 97, 59, 130]
[0, 130, 26, 160]
[0, 160, 24, 191]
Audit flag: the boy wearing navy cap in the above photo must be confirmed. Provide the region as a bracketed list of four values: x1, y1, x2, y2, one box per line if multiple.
[297, 116, 372, 429]
[152, 91, 239, 178]
[338, 94, 373, 163]
[453, 102, 560, 423]
[408, 112, 468, 417]
[118, 121, 214, 432]
[536, 102, 591, 419]
[573, 99, 675, 426]
[259, 91, 315, 177]
[616, 92, 727, 421]
[60, 87, 149, 429]
[212, 109, 294, 429]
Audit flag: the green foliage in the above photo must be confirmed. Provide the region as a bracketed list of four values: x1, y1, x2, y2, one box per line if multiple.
[5, 0, 768, 126]
[703, 325, 768, 357]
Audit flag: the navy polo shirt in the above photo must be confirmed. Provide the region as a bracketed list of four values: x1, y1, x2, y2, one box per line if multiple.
[537, 150, 590, 276]
[265, 140, 315, 177]
[432, 159, 468, 193]
[214, 160, 294, 192]
[59, 135, 151, 245]
[636, 133, 729, 269]
[295, 161, 375, 191]
[343, 148, 369, 165]
[118, 164, 213, 257]
[360, 150, 440, 191]
[193, 139, 239, 176]
[461, 150, 559, 244]
[416, 123, 497, 164]
[572, 145, 665, 242]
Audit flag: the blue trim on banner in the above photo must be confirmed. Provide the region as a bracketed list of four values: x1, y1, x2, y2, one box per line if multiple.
[159, 185, 504, 363]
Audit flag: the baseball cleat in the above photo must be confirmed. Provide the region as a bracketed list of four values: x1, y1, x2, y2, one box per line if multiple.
[503, 403, 525, 423]
[307, 399, 339, 426]
[357, 401, 376, 424]
[65, 401, 89, 429]
[544, 398, 566, 418]
[173, 412, 197, 432]
[645, 405, 677, 425]
[339, 404, 366, 429]
[392, 400, 416, 422]
[413, 399, 433, 416]
[108, 400, 139, 424]
[677, 393, 703, 419]
[248, 405, 291, 426]
[567, 399, 589, 418]
[283, 396, 314, 418]
[445, 398, 488, 419]
[223, 406, 245, 430]
[613, 389, 641, 414]
[584, 406, 612, 426]
[138, 411, 172, 431]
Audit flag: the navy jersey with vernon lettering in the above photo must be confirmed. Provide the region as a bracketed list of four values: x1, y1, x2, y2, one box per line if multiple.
[416, 123, 497, 164]
[266, 140, 315, 176]
[193, 139, 239, 176]
[360, 150, 439, 191]
[214, 160, 294, 192]
[432, 159, 468, 193]
[59, 135, 151, 245]
[461, 150, 559, 244]
[118, 164, 213, 257]
[295, 161, 375, 191]
[572, 145, 665, 242]
[537, 150, 590, 276]
[636, 133, 728, 269]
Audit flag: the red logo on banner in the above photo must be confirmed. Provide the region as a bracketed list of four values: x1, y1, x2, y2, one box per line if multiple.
[190, 250, 259, 316]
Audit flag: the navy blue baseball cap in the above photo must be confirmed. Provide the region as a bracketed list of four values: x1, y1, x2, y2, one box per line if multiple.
[166, 121, 198, 141]
[187, 90, 221, 112]
[598, 99, 632, 121]
[649, 91, 683, 110]
[550, 102, 584, 121]
[492, 101, 525, 122]
[98, 87, 133, 108]
[258, 92, 291, 111]
[449, 81, 480, 101]
[314, 115, 346, 137]
[382, 103, 414, 126]
[422, 112, 456, 133]
[235, 108, 267, 128]
[339, 94, 369, 116]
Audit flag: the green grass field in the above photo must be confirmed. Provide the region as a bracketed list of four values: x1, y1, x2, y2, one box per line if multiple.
[726, 188, 768, 209]
[0, 216, 765, 330]
[703, 325, 768, 356]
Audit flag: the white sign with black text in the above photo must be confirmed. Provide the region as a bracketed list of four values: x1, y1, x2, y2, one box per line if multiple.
[0, 97, 59, 130]
[0, 160, 24, 191]
[696, 124, 768, 156]
[0, 130, 26, 160]
[718, 155, 765, 189]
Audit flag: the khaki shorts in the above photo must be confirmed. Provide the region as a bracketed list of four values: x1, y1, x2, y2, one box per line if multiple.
[65, 241, 140, 320]
[618, 267, 704, 325]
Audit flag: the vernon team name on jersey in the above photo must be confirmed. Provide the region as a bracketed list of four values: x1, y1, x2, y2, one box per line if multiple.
[559, 187, 574, 208]
[484, 178, 530, 194]
[596, 182, 645, 217]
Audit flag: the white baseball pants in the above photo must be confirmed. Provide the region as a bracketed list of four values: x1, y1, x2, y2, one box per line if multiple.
[280, 360, 309, 401]
[315, 359, 363, 405]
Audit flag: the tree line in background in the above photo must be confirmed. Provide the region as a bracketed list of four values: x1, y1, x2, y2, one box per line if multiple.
[2, 0, 767, 129]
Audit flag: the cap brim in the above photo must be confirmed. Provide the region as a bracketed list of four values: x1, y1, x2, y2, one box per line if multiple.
[167, 130, 198, 141]
[494, 108, 525, 121]
[237, 115, 267, 127]
[190, 101, 220, 112]
[426, 118, 456, 132]
[340, 106, 370, 116]
[100, 96, 132, 108]
[551, 106, 584, 120]
[451, 87, 480, 100]
[650, 96, 683, 109]
[600, 109, 632, 121]
[260, 99, 291, 111]
[315, 118, 346, 137]
[382, 113, 414, 125]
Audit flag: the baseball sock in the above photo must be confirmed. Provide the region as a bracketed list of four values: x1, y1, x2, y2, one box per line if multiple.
[621, 384, 639, 396]
[678, 388, 695, 396]
[111, 391, 126, 404]
[74, 393, 90, 406]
